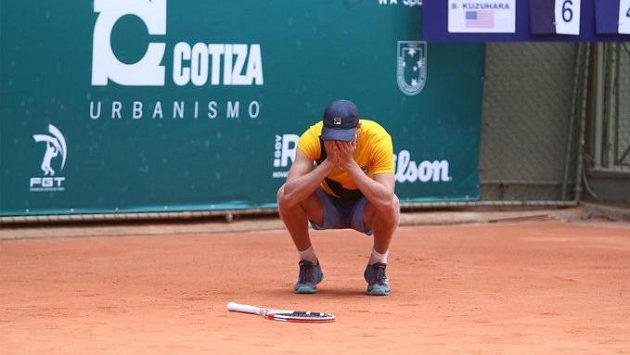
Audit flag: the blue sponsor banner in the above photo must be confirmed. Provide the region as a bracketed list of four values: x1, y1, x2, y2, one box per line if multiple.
[423, 0, 630, 41]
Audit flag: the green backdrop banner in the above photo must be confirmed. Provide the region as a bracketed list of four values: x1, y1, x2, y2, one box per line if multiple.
[0, 1, 484, 216]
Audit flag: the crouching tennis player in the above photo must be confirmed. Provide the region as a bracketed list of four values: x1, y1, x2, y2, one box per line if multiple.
[277, 99, 399, 296]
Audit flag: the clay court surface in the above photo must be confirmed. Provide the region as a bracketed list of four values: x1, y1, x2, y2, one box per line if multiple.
[2, 217, 630, 354]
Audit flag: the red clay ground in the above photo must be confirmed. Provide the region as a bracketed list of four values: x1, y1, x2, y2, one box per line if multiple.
[1, 221, 629, 354]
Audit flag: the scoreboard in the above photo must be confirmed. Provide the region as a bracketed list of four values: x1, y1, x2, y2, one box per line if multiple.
[423, 0, 630, 41]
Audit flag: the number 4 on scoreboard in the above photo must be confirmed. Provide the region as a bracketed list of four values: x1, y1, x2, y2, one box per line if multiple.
[620, 0, 630, 34]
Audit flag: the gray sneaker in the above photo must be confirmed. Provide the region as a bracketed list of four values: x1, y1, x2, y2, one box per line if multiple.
[294, 260, 323, 294]
[364, 263, 390, 296]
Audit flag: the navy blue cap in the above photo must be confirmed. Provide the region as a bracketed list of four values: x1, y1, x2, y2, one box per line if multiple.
[321, 99, 359, 141]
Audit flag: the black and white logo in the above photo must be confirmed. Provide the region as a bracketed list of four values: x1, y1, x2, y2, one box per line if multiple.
[397, 41, 427, 96]
[91, 0, 263, 88]
[272, 134, 299, 178]
[378, 0, 423, 7]
[30, 124, 67, 192]
[394, 150, 451, 183]
[92, 0, 167, 86]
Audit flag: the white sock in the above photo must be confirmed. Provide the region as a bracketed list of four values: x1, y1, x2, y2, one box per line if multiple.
[298, 246, 317, 264]
[368, 249, 389, 265]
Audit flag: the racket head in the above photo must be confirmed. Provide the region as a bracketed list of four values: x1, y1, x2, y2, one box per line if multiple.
[264, 310, 336, 323]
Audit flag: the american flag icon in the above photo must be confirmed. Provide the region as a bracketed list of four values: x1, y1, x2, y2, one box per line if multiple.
[465, 10, 494, 28]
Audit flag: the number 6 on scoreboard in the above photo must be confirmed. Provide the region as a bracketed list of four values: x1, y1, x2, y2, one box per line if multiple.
[555, 0, 581, 35]
[620, 0, 630, 34]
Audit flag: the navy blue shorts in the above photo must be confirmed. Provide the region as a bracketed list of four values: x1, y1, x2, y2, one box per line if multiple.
[309, 187, 373, 236]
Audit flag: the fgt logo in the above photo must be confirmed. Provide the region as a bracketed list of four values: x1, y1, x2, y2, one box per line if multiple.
[30, 124, 67, 192]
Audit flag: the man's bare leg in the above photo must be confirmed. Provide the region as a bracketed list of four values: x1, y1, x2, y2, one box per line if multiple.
[364, 194, 400, 255]
[277, 185, 324, 252]
[277, 185, 325, 293]
[362, 194, 400, 296]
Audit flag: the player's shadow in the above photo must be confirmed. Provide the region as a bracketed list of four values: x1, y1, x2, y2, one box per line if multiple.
[317, 288, 367, 297]
[267, 287, 366, 298]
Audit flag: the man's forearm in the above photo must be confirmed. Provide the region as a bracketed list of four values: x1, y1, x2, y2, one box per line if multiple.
[345, 163, 394, 211]
[283, 160, 334, 205]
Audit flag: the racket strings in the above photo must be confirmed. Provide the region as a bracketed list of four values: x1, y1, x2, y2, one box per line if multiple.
[288, 311, 329, 318]
[269, 311, 335, 321]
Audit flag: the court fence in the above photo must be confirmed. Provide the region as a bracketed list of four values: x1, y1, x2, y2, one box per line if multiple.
[582, 43, 630, 206]
[403, 42, 629, 211]
[472, 42, 629, 209]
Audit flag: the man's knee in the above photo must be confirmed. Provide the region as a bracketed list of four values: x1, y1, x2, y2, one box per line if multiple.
[277, 184, 320, 213]
[277, 185, 285, 203]
[391, 194, 400, 224]
[365, 194, 399, 227]
[277, 184, 293, 211]
[383, 194, 400, 222]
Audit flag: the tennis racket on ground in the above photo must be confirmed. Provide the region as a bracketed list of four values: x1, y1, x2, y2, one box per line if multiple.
[227, 302, 335, 322]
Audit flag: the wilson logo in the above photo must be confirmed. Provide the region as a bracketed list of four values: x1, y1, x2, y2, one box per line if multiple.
[394, 150, 451, 183]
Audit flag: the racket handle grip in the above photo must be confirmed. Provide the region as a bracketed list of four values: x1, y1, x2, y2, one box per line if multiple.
[227, 302, 264, 315]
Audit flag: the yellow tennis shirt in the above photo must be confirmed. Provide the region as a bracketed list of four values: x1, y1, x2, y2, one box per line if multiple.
[297, 119, 394, 200]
